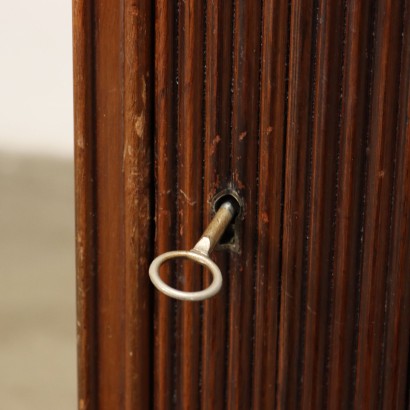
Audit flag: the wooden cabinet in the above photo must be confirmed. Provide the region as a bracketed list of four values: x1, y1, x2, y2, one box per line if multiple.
[73, 0, 410, 408]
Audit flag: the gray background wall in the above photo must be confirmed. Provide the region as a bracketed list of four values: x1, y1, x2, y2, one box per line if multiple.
[0, 2, 76, 408]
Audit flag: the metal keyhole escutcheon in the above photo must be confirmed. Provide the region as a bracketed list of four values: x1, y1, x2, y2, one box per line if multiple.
[149, 201, 236, 301]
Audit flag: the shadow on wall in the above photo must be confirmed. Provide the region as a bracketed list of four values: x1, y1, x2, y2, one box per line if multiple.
[0, 152, 76, 410]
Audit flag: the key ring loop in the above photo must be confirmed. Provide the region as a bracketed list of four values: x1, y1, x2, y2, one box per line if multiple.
[149, 250, 222, 301]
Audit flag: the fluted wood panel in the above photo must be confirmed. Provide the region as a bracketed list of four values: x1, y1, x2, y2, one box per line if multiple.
[73, 0, 410, 409]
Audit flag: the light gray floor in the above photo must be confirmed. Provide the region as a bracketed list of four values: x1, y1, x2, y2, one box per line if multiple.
[0, 153, 76, 409]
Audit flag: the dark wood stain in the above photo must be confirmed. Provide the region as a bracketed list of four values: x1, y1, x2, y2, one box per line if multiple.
[252, 0, 288, 408]
[277, 0, 316, 407]
[327, 0, 372, 408]
[73, 0, 98, 408]
[123, 0, 154, 408]
[73, 0, 410, 408]
[227, 1, 262, 408]
[354, 0, 404, 408]
[201, 1, 233, 409]
[153, 1, 177, 408]
[175, 1, 205, 408]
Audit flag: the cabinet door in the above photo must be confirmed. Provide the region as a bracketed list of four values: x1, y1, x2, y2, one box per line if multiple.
[73, 0, 410, 409]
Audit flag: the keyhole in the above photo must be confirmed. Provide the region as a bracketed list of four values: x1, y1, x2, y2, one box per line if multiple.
[212, 190, 243, 251]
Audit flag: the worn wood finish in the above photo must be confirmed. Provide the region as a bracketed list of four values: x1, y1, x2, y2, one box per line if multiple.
[73, 0, 410, 408]
[327, 0, 371, 407]
[123, 0, 154, 408]
[276, 0, 315, 407]
[73, 0, 154, 408]
[354, 0, 404, 408]
[201, 1, 232, 409]
[153, 1, 177, 408]
[73, 0, 98, 407]
[252, 0, 287, 408]
[227, 1, 262, 408]
[300, 0, 344, 407]
[381, 5, 410, 406]
[175, 1, 205, 408]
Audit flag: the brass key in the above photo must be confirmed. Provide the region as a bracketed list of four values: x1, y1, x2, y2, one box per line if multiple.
[149, 202, 236, 301]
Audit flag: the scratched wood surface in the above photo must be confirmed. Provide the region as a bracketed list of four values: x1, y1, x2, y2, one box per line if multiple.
[73, 0, 410, 408]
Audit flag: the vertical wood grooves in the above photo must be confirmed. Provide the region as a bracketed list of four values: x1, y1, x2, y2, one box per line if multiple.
[276, 0, 316, 407]
[377, 3, 406, 398]
[171, 2, 180, 407]
[201, 0, 233, 408]
[301, 0, 320, 404]
[93, 0, 126, 407]
[227, 0, 262, 408]
[381, 0, 410, 407]
[153, 0, 178, 408]
[326, 1, 373, 408]
[252, 0, 288, 407]
[74, 0, 410, 408]
[228, 0, 236, 179]
[349, 0, 378, 404]
[73, 0, 98, 408]
[250, 2, 264, 406]
[323, 0, 347, 403]
[298, 0, 319, 403]
[198, 0, 207, 404]
[224, 2, 236, 406]
[301, 0, 345, 407]
[123, 0, 154, 408]
[354, 0, 404, 407]
[377, 2, 406, 402]
[274, 0, 292, 406]
[175, 0, 205, 408]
